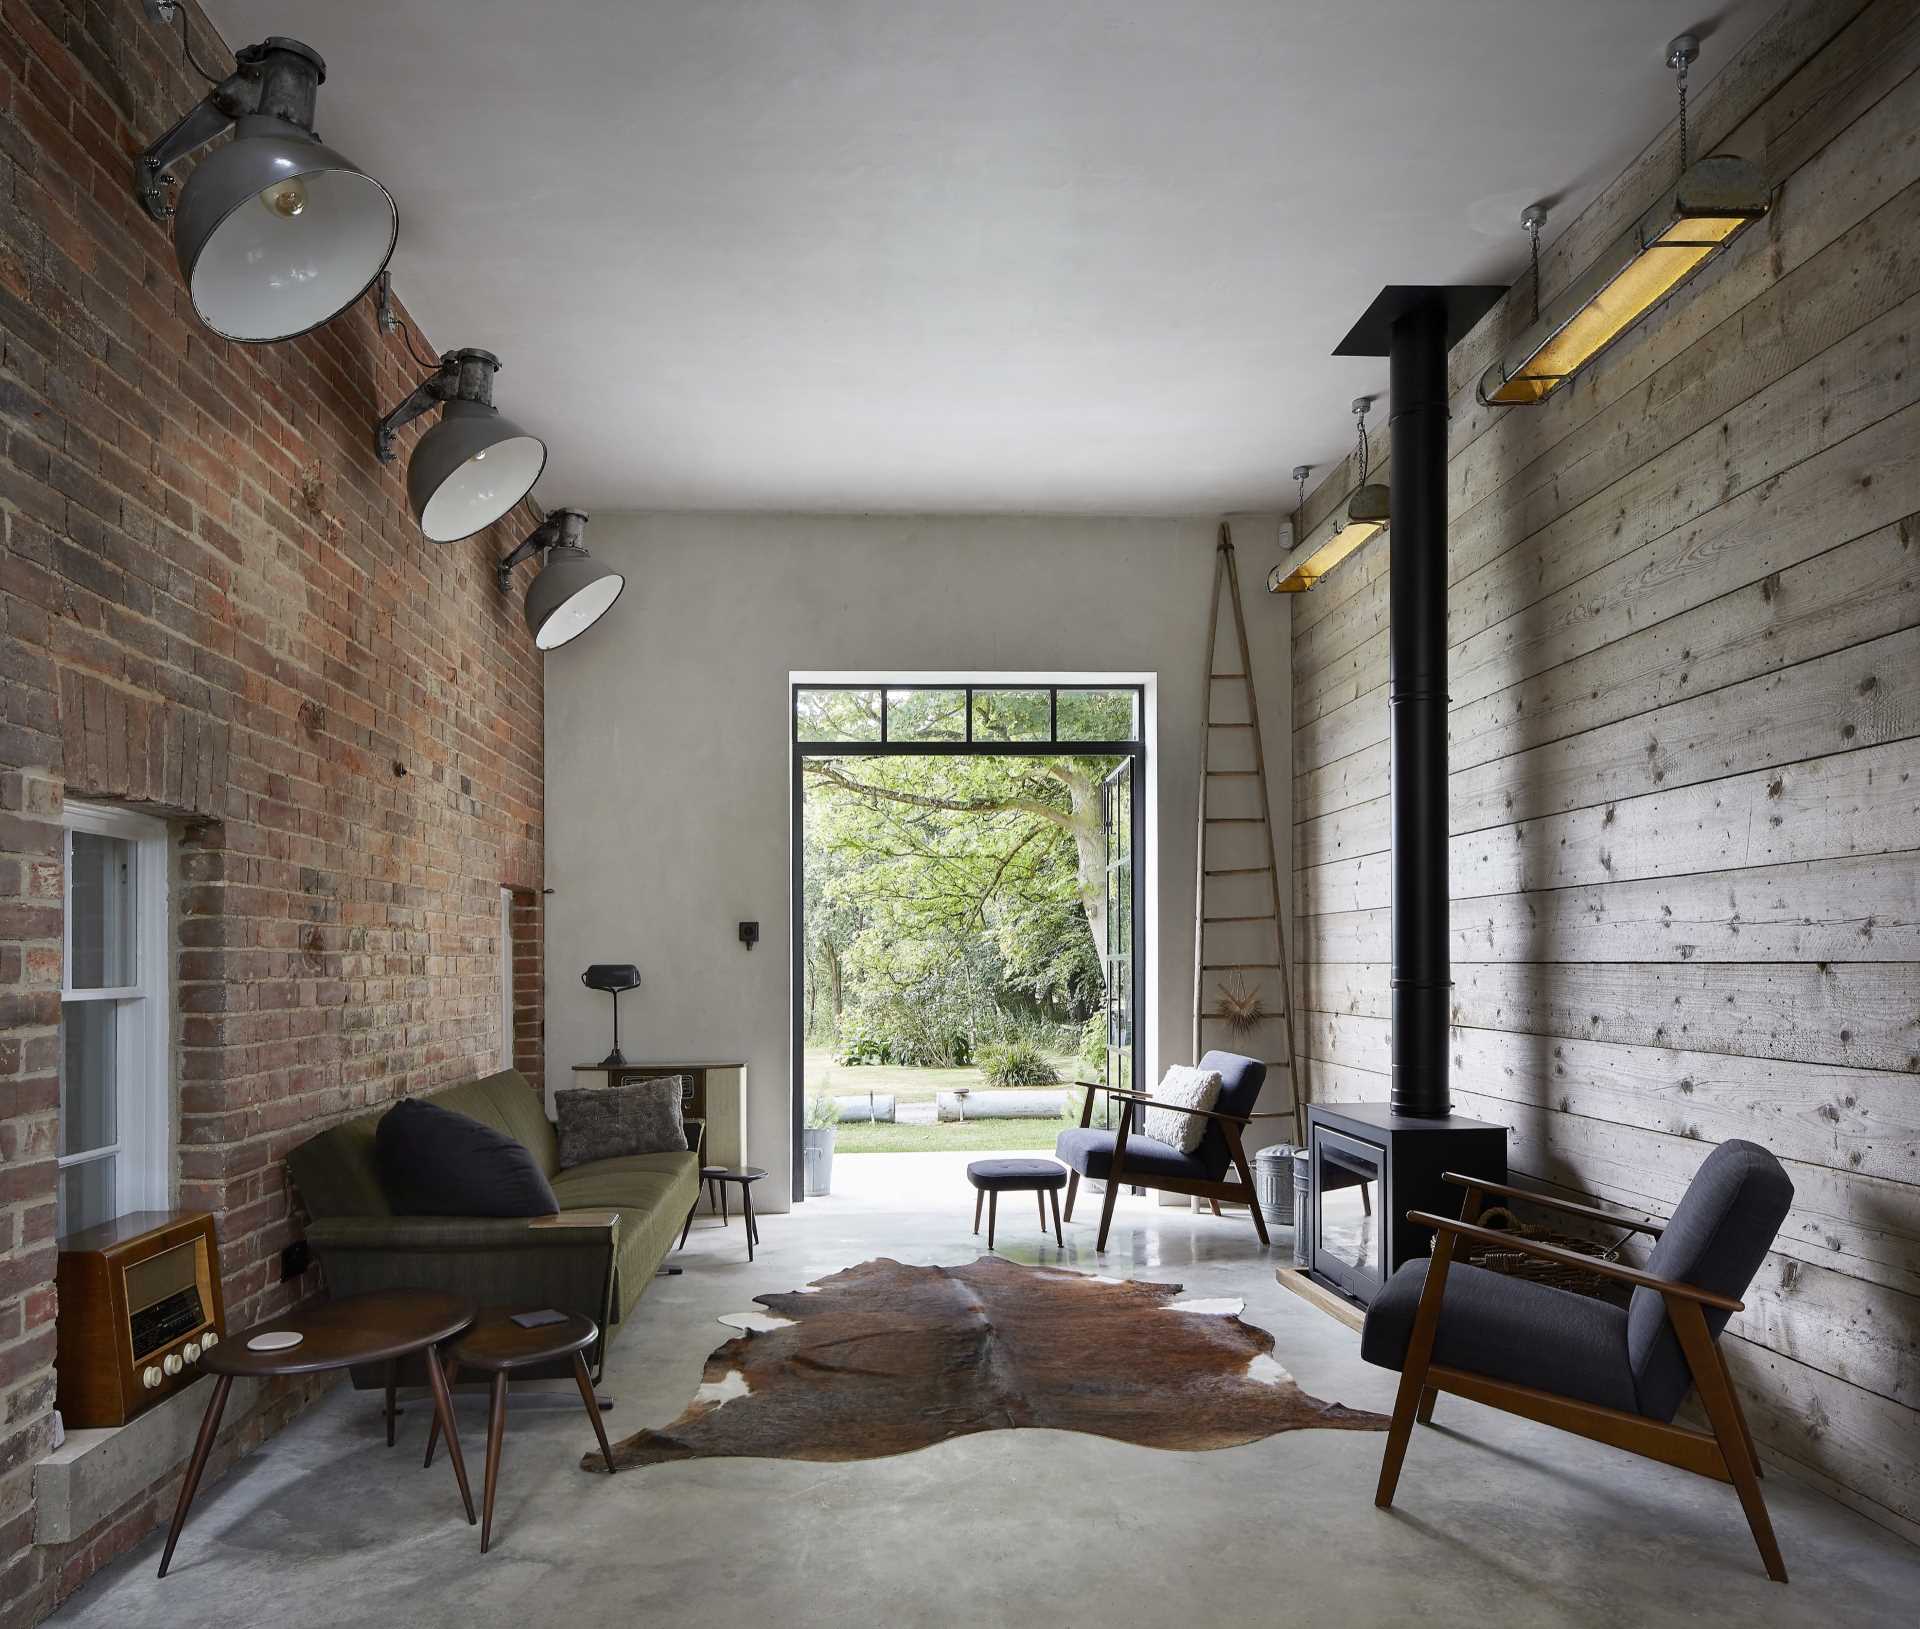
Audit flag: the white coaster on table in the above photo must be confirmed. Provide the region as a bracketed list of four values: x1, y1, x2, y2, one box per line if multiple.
[247, 1330, 304, 1352]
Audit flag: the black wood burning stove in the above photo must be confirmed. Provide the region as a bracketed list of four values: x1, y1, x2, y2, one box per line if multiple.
[1304, 286, 1513, 1308]
[1306, 1102, 1505, 1305]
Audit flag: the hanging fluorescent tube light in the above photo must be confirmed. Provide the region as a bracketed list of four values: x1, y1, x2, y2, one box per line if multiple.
[495, 510, 624, 649]
[1269, 404, 1389, 594]
[375, 349, 548, 542]
[1478, 36, 1770, 409]
[131, 17, 396, 342]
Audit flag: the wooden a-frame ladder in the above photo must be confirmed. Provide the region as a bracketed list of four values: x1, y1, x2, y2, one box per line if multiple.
[1192, 523, 1302, 1146]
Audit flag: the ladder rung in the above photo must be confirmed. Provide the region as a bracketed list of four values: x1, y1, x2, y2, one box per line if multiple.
[1201, 961, 1283, 970]
[1204, 865, 1273, 875]
[1207, 721, 1253, 728]
[1202, 914, 1269, 923]
[1209, 672, 1247, 680]
[1206, 770, 1258, 777]
[1204, 817, 1263, 824]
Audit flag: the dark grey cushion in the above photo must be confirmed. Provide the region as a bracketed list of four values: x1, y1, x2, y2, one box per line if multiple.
[375, 1098, 559, 1218]
[554, 1076, 689, 1169]
[1362, 1260, 1638, 1416]
[1629, 1139, 1793, 1421]
[966, 1158, 1068, 1192]
[1055, 1126, 1209, 1182]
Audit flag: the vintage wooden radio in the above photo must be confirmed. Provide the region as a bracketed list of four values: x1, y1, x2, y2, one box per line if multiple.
[55, 1211, 227, 1428]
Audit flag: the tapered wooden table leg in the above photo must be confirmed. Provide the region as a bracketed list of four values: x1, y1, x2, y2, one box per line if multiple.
[157, 1372, 232, 1577]
[424, 1342, 477, 1524]
[987, 1191, 997, 1249]
[481, 1372, 508, 1553]
[1049, 1187, 1064, 1247]
[742, 1181, 757, 1261]
[575, 1353, 617, 1473]
[973, 1189, 984, 1234]
[424, 1355, 461, 1468]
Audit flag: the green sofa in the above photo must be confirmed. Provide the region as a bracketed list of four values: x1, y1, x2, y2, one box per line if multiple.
[285, 1069, 700, 1380]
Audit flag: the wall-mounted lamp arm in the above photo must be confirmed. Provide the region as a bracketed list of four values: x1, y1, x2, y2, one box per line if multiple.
[373, 360, 458, 463]
[133, 87, 241, 222]
[131, 38, 325, 224]
[496, 510, 585, 592]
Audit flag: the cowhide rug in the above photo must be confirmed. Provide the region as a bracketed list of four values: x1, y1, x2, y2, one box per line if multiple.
[585, 1255, 1386, 1470]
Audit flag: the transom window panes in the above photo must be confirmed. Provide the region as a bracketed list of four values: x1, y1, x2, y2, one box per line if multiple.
[58, 804, 170, 1237]
[884, 688, 967, 742]
[969, 689, 1050, 742]
[796, 689, 883, 742]
[1057, 688, 1139, 742]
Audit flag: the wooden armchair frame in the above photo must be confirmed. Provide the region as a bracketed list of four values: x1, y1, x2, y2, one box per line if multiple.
[1062, 1081, 1291, 1252]
[1375, 1172, 1786, 1583]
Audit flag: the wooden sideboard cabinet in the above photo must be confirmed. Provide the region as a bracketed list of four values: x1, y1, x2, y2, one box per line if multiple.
[569, 1061, 747, 1213]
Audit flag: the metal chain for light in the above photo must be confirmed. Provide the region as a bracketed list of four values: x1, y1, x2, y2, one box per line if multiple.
[1529, 212, 1542, 322]
[1293, 464, 1310, 513]
[1354, 398, 1370, 485]
[1668, 33, 1698, 174]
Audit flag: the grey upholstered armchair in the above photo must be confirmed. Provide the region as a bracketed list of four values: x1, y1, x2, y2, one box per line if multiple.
[1055, 1050, 1282, 1251]
[1361, 1138, 1794, 1581]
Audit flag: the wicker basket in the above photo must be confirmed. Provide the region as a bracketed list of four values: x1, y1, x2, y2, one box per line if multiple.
[1460, 1206, 1634, 1308]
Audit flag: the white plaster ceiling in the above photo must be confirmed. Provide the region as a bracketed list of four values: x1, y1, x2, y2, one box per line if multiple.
[205, 1, 1770, 514]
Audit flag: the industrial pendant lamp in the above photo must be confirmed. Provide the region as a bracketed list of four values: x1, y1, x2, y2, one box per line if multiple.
[1269, 402, 1390, 593]
[132, 9, 397, 343]
[496, 510, 625, 650]
[1477, 35, 1770, 408]
[375, 349, 548, 542]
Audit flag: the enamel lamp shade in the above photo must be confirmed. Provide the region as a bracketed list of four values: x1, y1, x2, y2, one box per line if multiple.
[497, 510, 624, 650]
[175, 120, 397, 343]
[408, 399, 549, 543]
[526, 547, 625, 649]
[133, 38, 396, 344]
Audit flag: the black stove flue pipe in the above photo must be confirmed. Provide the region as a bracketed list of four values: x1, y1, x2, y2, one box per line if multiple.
[1333, 285, 1504, 1119]
[1386, 300, 1452, 1119]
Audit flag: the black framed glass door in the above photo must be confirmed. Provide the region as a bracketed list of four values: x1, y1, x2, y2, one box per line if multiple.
[790, 682, 1145, 1200]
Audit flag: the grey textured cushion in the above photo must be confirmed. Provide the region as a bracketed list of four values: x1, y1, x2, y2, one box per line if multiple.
[1144, 1064, 1222, 1152]
[1362, 1259, 1638, 1416]
[554, 1076, 689, 1169]
[1054, 1127, 1209, 1182]
[1628, 1139, 1793, 1421]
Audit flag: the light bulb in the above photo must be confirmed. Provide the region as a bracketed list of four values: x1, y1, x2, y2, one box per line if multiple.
[259, 178, 308, 218]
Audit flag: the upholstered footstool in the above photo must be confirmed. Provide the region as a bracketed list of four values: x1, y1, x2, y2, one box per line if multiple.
[966, 1159, 1068, 1250]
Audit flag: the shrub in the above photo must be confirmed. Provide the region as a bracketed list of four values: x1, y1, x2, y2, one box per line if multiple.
[980, 1039, 1061, 1088]
[1079, 1012, 1108, 1074]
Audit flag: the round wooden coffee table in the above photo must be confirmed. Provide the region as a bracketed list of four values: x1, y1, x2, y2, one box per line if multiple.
[158, 1289, 477, 1577]
[423, 1309, 615, 1552]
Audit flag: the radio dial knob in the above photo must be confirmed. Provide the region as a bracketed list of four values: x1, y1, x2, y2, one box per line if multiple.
[163, 1353, 183, 1376]
[202, 1330, 219, 1349]
[142, 1366, 163, 1389]
[184, 1342, 201, 1363]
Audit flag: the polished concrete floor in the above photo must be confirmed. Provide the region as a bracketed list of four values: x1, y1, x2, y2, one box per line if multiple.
[47, 1152, 1920, 1628]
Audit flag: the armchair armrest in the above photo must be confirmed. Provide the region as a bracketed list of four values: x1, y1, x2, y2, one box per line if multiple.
[1071, 1082, 1249, 1126]
[1441, 1172, 1664, 1237]
[1409, 1211, 1743, 1313]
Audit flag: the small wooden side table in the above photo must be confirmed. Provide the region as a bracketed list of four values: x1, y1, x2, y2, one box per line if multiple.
[159, 1289, 477, 1577]
[424, 1309, 616, 1553]
[685, 1166, 768, 1261]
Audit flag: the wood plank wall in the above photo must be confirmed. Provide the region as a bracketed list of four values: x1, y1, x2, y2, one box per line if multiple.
[1285, 0, 1920, 1542]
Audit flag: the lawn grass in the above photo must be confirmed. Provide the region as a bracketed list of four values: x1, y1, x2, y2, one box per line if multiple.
[831, 1118, 1069, 1154]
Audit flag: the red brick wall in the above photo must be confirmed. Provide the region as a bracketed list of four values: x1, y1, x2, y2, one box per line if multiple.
[0, 3, 547, 1621]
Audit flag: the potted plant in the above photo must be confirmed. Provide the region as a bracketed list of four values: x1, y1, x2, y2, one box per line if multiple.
[803, 1093, 840, 1197]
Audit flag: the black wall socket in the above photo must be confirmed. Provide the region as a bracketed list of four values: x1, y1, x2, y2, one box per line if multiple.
[279, 1240, 312, 1282]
